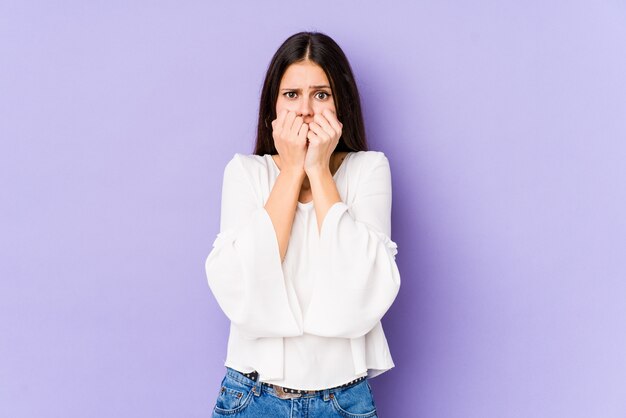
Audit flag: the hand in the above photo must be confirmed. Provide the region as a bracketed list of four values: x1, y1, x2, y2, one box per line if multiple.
[304, 108, 343, 175]
[271, 109, 309, 174]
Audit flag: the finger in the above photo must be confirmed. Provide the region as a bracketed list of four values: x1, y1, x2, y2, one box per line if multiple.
[306, 134, 320, 149]
[306, 129, 320, 143]
[279, 108, 289, 124]
[284, 111, 298, 133]
[274, 109, 288, 131]
[313, 112, 334, 138]
[272, 111, 282, 129]
[322, 108, 342, 133]
[290, 115, 304, 136]
[307, 121, 330, 141]
[298, 122, 309, 141]
[276, 109, 289, 131]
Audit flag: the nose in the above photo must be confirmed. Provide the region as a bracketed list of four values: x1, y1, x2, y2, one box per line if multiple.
[298, 98, 313, 122]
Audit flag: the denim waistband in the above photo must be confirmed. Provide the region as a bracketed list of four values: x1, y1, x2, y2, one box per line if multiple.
[225, 366, 367, 398]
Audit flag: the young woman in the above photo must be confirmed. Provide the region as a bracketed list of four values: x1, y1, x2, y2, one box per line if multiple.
[205, 31, 401, 417]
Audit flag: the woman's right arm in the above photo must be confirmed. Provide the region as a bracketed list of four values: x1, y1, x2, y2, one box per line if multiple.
[205, 154, 304, 340]
[264, 166, 305, 262]
[265, 109, 309, 262]
[205, 110, 309, 340]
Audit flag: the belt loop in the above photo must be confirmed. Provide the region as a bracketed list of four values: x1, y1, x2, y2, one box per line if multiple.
[323, 388, 331, 401]
[252, 373, 262, 397]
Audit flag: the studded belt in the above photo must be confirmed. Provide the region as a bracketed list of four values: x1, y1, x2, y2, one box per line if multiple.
[239, 370, 367, 399]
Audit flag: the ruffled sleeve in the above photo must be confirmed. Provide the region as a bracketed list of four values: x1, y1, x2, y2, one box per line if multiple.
[205, 154, 303, 340]
[302, 152, 401, 339]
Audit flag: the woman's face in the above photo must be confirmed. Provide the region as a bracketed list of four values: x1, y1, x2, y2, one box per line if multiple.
[275, 60, 336, 125]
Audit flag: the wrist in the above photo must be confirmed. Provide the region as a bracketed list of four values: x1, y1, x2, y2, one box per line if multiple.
[306, 167, 333, 187]
[279, 167, 306, 181]
[304, 165, 331, 179]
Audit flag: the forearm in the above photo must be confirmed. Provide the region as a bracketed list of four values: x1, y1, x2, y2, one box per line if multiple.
[264, 168, 306, 261]
[308, 167, 342, 234]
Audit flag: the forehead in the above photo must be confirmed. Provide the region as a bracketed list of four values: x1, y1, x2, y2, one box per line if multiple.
[279, 61, 329, 86]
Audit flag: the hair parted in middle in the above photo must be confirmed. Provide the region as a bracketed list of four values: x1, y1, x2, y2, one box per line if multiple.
[253, 31, 368, 156]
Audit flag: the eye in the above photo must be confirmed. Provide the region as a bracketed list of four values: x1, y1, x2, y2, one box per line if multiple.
[284, 92, 297, 99]
[316, 91, 331, 100]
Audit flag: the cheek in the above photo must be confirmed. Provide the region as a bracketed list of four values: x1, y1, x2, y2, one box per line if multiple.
[314, 103, 335, 114]
[275, 97, 285, 113]
[276, 107, 296, 120]
[276, 100, 296, 115]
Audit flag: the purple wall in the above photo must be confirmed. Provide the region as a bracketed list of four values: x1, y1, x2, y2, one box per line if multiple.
[1, 1, 625, 417]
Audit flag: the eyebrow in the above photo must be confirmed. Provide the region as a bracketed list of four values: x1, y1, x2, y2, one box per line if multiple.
[280, 85, 331, 91]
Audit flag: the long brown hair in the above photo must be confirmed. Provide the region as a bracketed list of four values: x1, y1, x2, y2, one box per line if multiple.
[253, 31, 368, 155]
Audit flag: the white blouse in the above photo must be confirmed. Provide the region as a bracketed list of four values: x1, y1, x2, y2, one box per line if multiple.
[205, 150, 401, 390]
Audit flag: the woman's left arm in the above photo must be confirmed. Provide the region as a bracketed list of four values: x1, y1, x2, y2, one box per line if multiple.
[304, 151, 401, 339]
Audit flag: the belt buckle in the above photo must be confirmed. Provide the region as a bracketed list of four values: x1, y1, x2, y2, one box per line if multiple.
[274, 385, 303, 399]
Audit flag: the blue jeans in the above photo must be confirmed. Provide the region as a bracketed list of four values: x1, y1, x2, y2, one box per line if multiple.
[211, 366, 378, 417]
